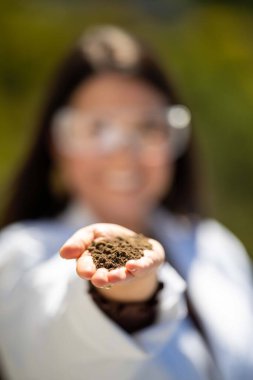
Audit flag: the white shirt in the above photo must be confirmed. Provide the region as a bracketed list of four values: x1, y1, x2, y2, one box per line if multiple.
[0, 204, 252, 380]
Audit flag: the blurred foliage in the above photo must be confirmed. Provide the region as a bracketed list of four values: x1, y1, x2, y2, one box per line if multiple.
[0, 1, 253, 257]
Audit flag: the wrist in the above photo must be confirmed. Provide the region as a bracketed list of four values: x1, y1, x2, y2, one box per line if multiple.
[94, 271, 158, 302]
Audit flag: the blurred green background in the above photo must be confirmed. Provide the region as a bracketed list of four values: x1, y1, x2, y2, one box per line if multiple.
[0, 0, 253, 257]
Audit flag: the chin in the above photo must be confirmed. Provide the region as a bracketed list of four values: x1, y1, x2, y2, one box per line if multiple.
[101, 197, 152, 223]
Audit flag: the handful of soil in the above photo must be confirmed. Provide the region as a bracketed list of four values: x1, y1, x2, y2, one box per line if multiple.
[88, 234, 152, 271]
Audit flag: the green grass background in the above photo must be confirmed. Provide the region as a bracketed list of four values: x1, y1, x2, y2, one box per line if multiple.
[0, 1, 253, 257]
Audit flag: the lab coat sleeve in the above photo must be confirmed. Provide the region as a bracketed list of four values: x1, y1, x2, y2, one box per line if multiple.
[0, 224, 186, 380]
[191, 219, 253, 380]
[197, 219, 253, 288]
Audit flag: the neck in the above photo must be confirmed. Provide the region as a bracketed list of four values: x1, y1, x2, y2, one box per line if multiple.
[87, 204, 150, 234]
[97, 212, 149, 234]
[68, 199, 154, 235]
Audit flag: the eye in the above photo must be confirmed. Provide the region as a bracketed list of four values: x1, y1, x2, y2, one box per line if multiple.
[138, 117, 168, 138]
[138, 118, 157, 133]
[88, 119, 110, 137]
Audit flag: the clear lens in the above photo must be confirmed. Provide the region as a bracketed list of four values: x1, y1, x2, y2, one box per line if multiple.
[167, 105, 191, 129]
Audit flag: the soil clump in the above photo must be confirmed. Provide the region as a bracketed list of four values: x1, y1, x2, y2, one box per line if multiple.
[88, 234, 152, 271]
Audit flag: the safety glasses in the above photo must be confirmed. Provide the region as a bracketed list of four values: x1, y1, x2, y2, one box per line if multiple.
[51, 105, 191, 160]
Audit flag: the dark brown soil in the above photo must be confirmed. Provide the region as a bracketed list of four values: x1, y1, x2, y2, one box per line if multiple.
[88, 234, 152, 271]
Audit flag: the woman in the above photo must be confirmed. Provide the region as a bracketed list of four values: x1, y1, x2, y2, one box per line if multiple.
[0, 25, 252, 380]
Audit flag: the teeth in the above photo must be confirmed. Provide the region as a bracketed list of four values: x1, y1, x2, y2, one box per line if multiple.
[104, 171, 141, 192]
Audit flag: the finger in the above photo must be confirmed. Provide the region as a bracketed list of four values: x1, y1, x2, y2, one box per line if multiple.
[125, 240, 165, 276]
[76, 252, 96, 280]
[126, 255, 154, 277]
[60, 227, 95, 259]
[91, 268, 110, 288]
[107, 266, 133, 284]
[148, 238, 165, 262]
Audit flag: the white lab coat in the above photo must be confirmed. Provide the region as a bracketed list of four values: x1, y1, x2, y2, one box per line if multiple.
[0, 204, 252, 380]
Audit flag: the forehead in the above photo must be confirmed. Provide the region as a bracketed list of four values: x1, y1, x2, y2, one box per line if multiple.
[69, 72, 166, 111]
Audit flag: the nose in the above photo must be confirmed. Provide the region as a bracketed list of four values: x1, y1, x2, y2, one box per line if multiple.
[100, 128, 139, 156]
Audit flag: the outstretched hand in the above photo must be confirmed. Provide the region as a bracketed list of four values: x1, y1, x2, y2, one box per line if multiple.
[60, 223, 165, 289]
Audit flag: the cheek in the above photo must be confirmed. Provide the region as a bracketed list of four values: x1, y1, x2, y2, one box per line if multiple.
[145, 146, 174, 194]
[146, 161, 173, 199]
[59, 155, 101, 196]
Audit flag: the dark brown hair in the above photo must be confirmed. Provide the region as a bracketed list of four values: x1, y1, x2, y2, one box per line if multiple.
[1, 25, 203, 227]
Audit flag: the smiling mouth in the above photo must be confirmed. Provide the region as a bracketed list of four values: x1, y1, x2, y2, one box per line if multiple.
[103, 170, 143, 192]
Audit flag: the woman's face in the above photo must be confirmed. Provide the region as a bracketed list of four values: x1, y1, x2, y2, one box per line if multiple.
[54, 72, 174, 228]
